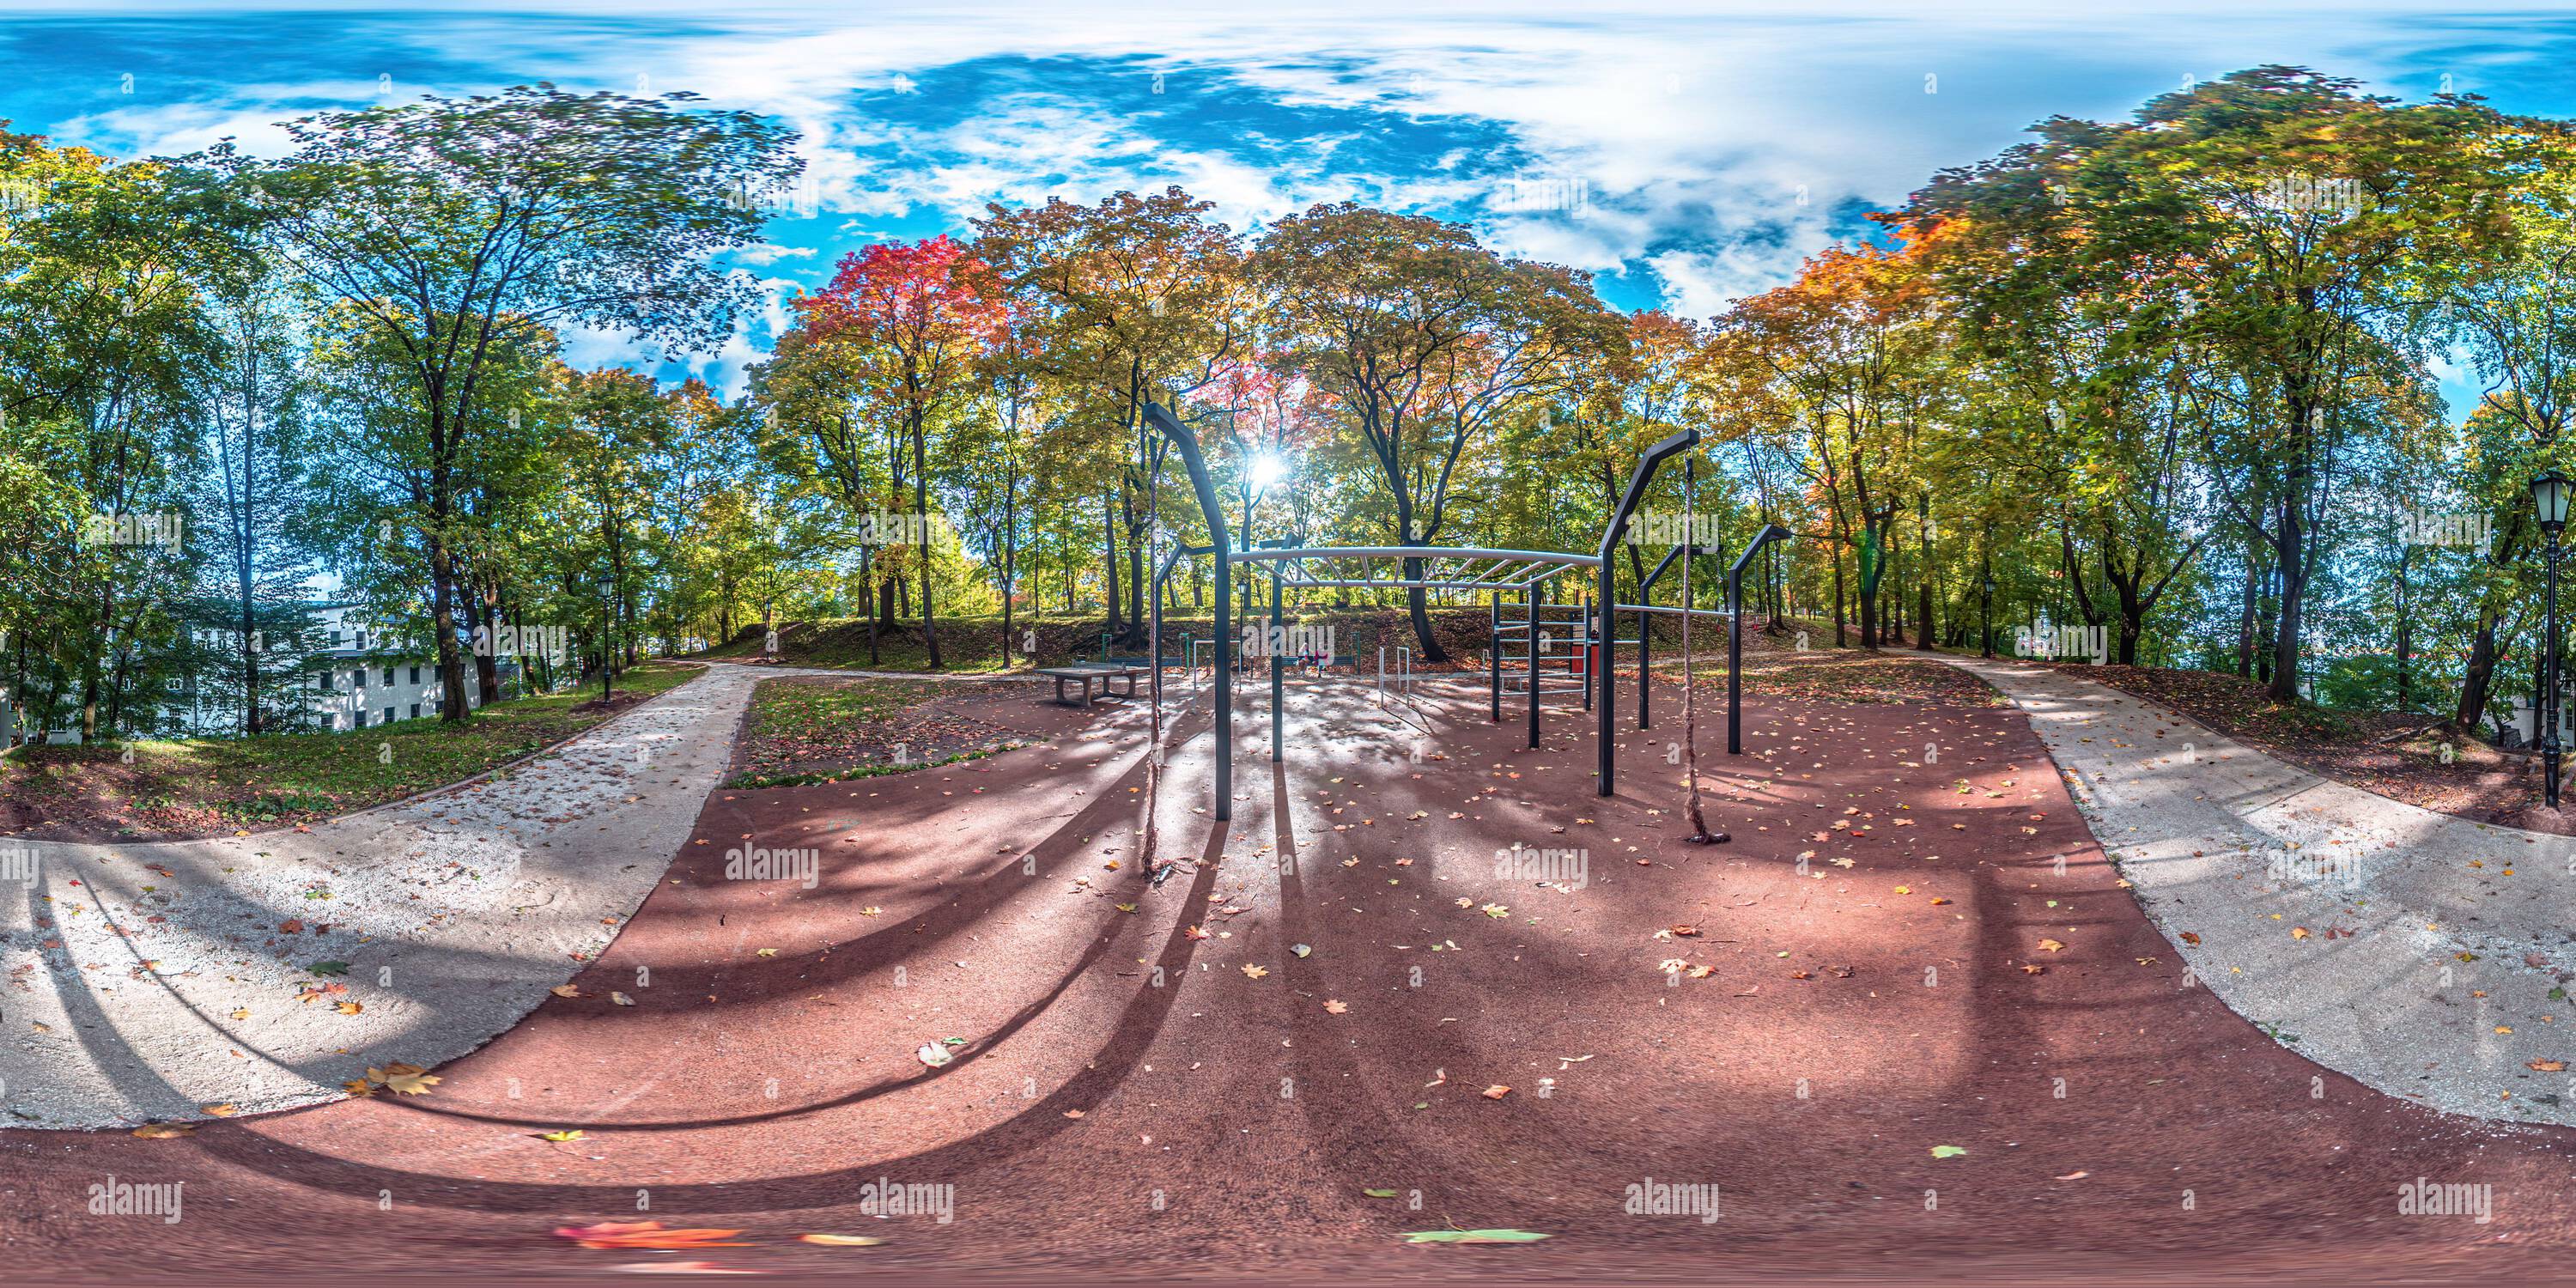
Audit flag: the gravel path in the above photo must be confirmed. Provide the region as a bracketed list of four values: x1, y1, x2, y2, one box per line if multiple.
[0, 663, 837, 1130]
[1937, 653, 2576, 1126]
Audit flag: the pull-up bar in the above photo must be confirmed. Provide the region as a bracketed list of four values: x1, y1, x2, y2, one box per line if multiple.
[1630, 540, 1726, 730]
[1728, 524, 1795, 756]
[1595, 428, 1702, 797]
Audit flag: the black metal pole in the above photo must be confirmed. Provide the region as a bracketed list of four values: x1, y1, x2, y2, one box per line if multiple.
[1636, 594, 1651, 730]
[2549, 535, 2563, 809]
[1489, 594, 1502, 722]
[1528, 578, 1542, 750]
[1728, 526, 1790, 756]
[1581, 594, 1595, 712]
[1143, 403, 1230, 821]
[1727, 560, 1744, 756]
[1271, 565, 1284, 762]
[1595, 428, 1698, 798]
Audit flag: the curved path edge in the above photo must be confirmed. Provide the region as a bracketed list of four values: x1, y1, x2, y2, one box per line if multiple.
[1932, 652, 2576, 1127]
[0, 662, 849, 1130]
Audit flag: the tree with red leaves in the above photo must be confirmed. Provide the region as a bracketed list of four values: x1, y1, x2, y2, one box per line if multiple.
[789, 234, 1008, 669]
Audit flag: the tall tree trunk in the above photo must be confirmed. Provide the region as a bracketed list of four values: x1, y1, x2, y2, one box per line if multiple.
[430, 540, 470, 723]
[1103, 493, 1123, 640]
[1916, 499, 1935, 652]
[2394, 544, 2412, 712]
[1832, 544, 1847, 647]
[914, 415, 941, 669]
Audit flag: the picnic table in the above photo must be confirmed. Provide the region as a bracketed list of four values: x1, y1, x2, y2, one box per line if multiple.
[1038, 662, 1149, 708]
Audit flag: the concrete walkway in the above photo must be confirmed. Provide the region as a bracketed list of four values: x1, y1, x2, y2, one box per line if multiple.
[0, 662, 848, 1130]
[1937, 653, 2576, 1127]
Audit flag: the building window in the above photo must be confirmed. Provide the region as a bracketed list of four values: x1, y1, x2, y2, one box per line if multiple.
[355, 630, 367, 648]
[384, 666, 394, 686]
[330, 629, 343, 647]
[410, 665, 421, 684]
[355, 708, 367, 729]
[318, 671, 332, 691]
[384, 706, 394, 726]
[410, 703, 421, 720]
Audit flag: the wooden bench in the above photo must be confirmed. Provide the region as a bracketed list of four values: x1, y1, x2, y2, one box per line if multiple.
[1039, 664, 1148, 708]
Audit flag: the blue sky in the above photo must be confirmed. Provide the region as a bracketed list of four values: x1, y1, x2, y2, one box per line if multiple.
[6, 1, 2574, 410]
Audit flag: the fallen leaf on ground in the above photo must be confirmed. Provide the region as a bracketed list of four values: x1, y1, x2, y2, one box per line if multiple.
[133, 1123, 194, 1139]
[798, 1234, 888, 1247]
[553, 1221, 750, 1251]
[1401, 1229, 1550, 1244]
[1929, 1145, 1967, 1158]
[1482, 1084, 1511, 1100]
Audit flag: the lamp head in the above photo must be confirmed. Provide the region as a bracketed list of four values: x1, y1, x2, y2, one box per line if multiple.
[2535, 471, 2572, 536]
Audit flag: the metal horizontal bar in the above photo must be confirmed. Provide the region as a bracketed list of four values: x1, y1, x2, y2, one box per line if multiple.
[1282, 578, 1509, 591]
[1230, 544, 1601, 568]
[1614, 604, 1741, 619]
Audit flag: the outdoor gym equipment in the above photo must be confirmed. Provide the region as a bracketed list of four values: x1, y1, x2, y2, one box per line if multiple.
[1145, 402, 1710, 820]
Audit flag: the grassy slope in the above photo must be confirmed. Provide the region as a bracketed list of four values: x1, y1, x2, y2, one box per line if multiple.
[1, 661, 704, 839]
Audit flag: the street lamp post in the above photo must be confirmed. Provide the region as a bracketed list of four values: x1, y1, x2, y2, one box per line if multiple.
[2534, 471, 2570, 809]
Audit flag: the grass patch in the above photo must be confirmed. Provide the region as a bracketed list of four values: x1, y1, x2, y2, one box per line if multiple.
[726, 744, 1012, 790]
[730, 675, 1033, 787]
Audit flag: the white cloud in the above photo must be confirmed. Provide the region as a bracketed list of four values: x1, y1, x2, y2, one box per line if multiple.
[729, 243, 817, 265]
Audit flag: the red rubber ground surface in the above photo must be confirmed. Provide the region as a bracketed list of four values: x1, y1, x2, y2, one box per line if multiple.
[4, 669, 2569, 1284]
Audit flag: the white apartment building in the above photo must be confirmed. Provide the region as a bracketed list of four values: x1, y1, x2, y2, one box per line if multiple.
[167, 603, 534, 737]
